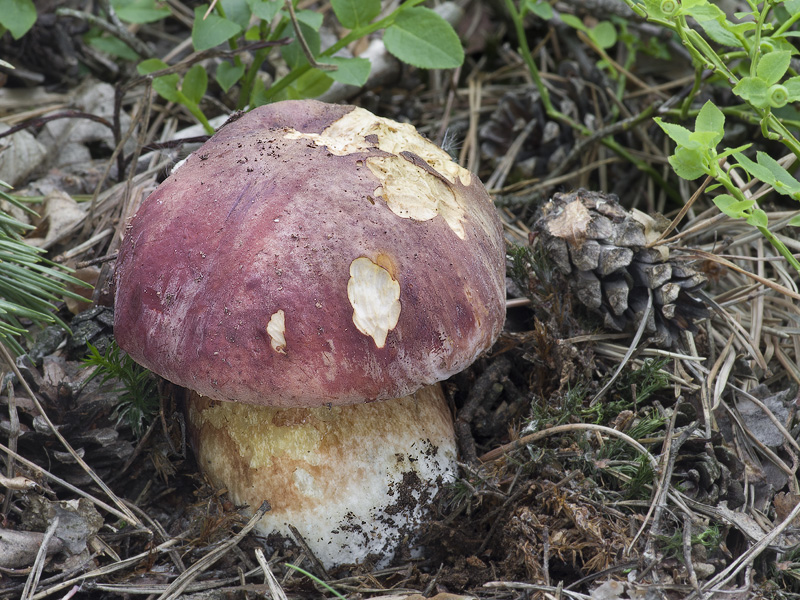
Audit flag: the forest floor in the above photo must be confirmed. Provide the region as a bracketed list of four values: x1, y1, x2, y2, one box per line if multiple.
[1, 1, 800, 599]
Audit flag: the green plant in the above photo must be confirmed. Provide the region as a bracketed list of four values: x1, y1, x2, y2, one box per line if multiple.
[0, 0, 36, 40]
[0, 182, 89, 355]
[284, 563, 347, 599]
[582, 359, 670, 424]
[504, 0, 679, 201]
[621, 0, 800, 274]
[656, 522, 723, 562]
[136, 0, 464, 132]
[83, 341, 159, 436]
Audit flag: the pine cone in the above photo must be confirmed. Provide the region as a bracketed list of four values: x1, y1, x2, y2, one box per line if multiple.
[535, 189, 708, 347]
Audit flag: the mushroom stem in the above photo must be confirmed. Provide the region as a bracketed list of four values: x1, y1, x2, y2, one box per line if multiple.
[185, 383, 456, 568]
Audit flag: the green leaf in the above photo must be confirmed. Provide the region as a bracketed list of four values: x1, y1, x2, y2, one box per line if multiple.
[296, 9, 323, 30]
[192, 5, 242, 51]
[713, 194, 754, 219]
[785, 0, 800, 16]
[331, 0, 381, 30]
[754, 152, 800, 195]
[182, 64, 208, 104]
[287, 68, 334, 99]
[733, 76, 770, 108]
[560, 13, 586, 32]
[734, 151, 800, 197]
[785, 76, 800, 101]
[250, 77, 269, 107]
[688, 130, 720, 148]
[0, 0, 36, 39]
[112, 0, 170, 24]
[669, 147, 708, 180]
[590, 21, 617, 49]
[216, 60, 245, 92]
[788, 214, 800, 227]
[524, 0, 553, 20]
[221, 0, 252, 30]
[87, 35, 140, 60]
[384, 7, 464, 69]
[152, 74, 181, 103]
[694, 100, 724, 146]
[322, 56, 371, 86]
[281, 21, 321, 68]
[137, 58, 169, 74]
[246, 0, 281, 22]
[684, 3, 739, 46]
[756, 50, 791, 86]
[654, 118, 694, 147]
[746, 208, 768, 228]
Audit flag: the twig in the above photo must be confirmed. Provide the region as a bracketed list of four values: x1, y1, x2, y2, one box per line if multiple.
[21, 517, 59, 600]
[695, 499, 800, 598]
[2, 378, 19, 516]
[590, 288, 652, 406]
[0, 111, 114, 140]
[287, 524, 329, 581]
[157, 501, 270, 600]
[55, 6, 154, 58]
[284, 0, 337, 71]
[479, 423, 659, 470]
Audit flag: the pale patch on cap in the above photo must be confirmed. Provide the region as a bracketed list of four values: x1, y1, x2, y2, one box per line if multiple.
[367, 155, 466, 239]
[347, 257, 401, 348]
[284, 107, 470, 184]
[267, 309, 287, 354]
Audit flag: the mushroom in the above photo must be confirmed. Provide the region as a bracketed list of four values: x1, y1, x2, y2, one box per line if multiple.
[113, 100, 506, 568]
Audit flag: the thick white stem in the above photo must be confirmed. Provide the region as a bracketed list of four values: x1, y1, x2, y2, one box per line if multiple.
[186, 383, 456, 568]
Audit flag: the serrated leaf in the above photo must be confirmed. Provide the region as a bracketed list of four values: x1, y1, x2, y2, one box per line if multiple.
[746, 208, 768, 228]
[733, 76, 770, 108]
[0, 0, 36, 39]
[713, 194, 753, 219]
[112, 0, 170, 24]
[754, 151, 800, 195]
[757, 50, 791, 85]
[686, 4, 740, 46]
[695, 100, 724, 146]
[246, 0, 280, 22]
[192, 5, 242, 51]
[734, 151, 800, 196]
[216, 61, 245, 92]
[654, 118, 694, 147]
[384, 7, 464, 69]
[331, 0, 381, 30]
[182, 64, 207, 104]
[733, 151, 774, 185]
[669, 147, 708, 180]
[322, 56, 371, 86]
[137, 58, 169, 74]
